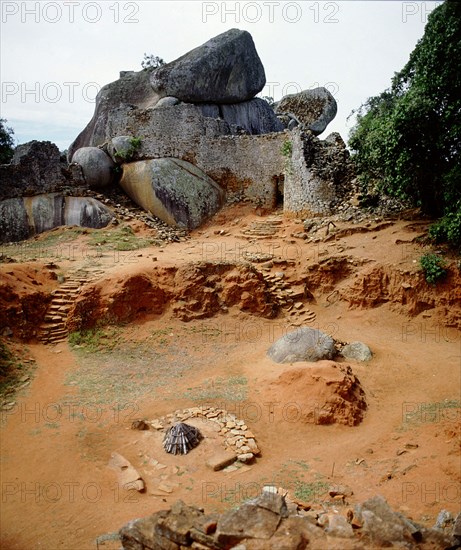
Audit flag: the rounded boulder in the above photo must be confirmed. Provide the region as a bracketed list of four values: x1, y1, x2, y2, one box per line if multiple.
[72, 147, 115, 188]
[267, 327, 336, 364]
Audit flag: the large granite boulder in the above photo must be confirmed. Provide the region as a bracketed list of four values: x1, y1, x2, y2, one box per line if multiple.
[267, 327, 336, 363]
[0, 194, 114, 243]
[119, 158, 225, 230]
[71, 147, 115, 188]
[68, 70, 160, 159]
[150, 29, 266, 104]
[275, 87, 337, 135]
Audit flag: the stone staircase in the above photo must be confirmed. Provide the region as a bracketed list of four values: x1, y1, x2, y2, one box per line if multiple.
[39, 270, 104, 345]
[241, 216, 284, 238]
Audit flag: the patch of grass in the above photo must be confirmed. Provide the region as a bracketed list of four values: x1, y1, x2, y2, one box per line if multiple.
[402, 399, 460, 427]
[420, 253, 447, 284]
[69, 326, 121, 353]
[0, 340, 31, 397]
[45, 422, 60, 430]
[293, 480, 329, 502]
[89, 225, 155, 252]
[3, 227, 87, 261]
[183, 376, 248, 402]
[0, 340, 16, 381]
[289, 459, 310, 471]
[62, 342, 190, 406]
[256, 461, 329, 506]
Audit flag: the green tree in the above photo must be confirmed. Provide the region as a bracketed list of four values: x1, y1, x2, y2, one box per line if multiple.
[141, 53, 165, 71]
[0, 119, 15, 164]
[349, 0, 461, 227]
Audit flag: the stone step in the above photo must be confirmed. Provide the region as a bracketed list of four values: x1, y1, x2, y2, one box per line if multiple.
[50, 301, 71, 308]
[50, 303, 71, 310]
[47, 337, 67, 344]
[52, 289, 79, 296]
[48, 330, 68, 338]
[44, 315, 66, 323]
[39, 322, 63, 329]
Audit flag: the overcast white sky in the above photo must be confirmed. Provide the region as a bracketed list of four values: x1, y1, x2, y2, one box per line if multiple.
[0, 1, 441, 150]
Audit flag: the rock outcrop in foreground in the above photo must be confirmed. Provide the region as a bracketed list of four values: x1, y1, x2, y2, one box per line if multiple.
[119, 492, 460, 549]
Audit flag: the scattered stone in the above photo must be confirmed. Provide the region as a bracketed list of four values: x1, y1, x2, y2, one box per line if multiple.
[340, 341, 373, 362]
[328, 485, 354, 498]
[131, 419, 150, 430]
[119, 491, 460, 550]
[151, 419, 165, 430]
[237, 453, 254, 464]
[206, 451, 237, 472]
[453, 512, 461, 538]
[157, 483, 175, 494]
[108, 452, 145, 492]
[216, 494, 284, 546]
[435, 510, 453, 530]
[325, 514, 354, 538]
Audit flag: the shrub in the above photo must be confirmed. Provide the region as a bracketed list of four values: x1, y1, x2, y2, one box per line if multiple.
[429, 207, 461, 251]
[420, 253, 447, 285]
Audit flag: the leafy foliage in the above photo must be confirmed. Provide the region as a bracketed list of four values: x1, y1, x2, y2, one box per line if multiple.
[0, 119, 15, 164]
[281, 139, 292, 157]
[349, 1, 461, 241]
[429, 205, 461, 250]
[141, 53, 165, 71]
[420, 253, 447, 284]
[114, 136, 142, 162]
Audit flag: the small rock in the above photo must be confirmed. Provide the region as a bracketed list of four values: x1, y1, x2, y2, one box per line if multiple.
[150, 419, 164, 430]
[237, 453, 254, 464]
[108, 452, 145, 492]
[328, 485, 354, 498]
[341, 341, 372, 362]
[325, 514, 354, 538]
[131, 419, 150, 430]
[157, 483, 174, 494]
[206, 451, 237, 471]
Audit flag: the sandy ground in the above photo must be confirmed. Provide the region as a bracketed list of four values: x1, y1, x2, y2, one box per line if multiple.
[1, 205, 460, 550]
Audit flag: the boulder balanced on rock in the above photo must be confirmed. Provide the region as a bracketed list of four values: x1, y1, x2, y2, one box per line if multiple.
[275, 87, 337, 135]
[150, 28, 266, 104]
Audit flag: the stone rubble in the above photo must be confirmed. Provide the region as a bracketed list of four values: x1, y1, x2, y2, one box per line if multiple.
[119, 491, 459, 550]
